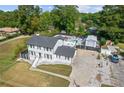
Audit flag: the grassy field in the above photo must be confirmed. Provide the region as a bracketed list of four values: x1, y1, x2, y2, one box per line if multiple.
[0, 37, 29, 74]
[1, 62, 69, 87]
[37, 64, 72, 76]
[117, 43, 124, 49]
[0, 81, 13, 87]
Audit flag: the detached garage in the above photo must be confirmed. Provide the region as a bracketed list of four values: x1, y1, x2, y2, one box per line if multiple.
[85, 35, 99, 50]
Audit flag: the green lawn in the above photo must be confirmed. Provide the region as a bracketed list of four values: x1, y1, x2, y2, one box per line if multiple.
[117, 43, 124, 49]
[101, 84, 114, 87]
[1, 62, 69, 87]
[37, 64, 72, 76]
[0, 81, 13, 87]
[0, 37, 29, 74]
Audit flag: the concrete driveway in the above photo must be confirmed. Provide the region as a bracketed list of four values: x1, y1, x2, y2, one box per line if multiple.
[110, 59, 124, 86]
[69, 49, 99, 87]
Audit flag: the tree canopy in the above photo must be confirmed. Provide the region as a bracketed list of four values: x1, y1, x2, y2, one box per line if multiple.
[0, 5, 123, 43]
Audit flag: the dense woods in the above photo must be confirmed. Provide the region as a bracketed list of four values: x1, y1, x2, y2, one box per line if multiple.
[0, 5, 124, 44]
[81, 5, 124, 43]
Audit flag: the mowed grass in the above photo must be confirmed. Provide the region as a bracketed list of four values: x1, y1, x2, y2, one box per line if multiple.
[0, 37, 29, 74]
[37, 64, 72, 76]
[1, 62, 69, 87]
[117, 43, 124, 49]
[0, 81, 13, 87]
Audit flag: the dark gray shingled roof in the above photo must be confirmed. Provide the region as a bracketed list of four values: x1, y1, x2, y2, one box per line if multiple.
[55, 46, 75, 58]
[27, 35, 58, 48]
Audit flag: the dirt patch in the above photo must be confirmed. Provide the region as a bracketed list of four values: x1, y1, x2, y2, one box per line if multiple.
[96, 74, 101, 82]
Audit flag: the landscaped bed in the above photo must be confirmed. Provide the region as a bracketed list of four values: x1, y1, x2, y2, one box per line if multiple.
[37, 64, 72, 76]
[1, 62, 70, 87]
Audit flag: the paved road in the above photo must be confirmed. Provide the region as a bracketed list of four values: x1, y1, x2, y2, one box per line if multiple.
[111, 60, 124, 86]
[0, 35, 30, 45]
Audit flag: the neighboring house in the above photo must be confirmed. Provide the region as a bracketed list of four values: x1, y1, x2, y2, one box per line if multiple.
[55, 35, 83, 47]
[101, 45, 118, 56]
[60, 30, 66, 35]
[88, 27, 97, 35]
[0, 27, 20, 36]
[54, 35, 77, 47]
[24, 35, 76, 68]
[85, 35, 99, 50]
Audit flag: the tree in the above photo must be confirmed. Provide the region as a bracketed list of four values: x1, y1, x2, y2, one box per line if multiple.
[97, 5, 124, 43]
[39, 12, 52, 31]
[51, 5, 80, 34]
[100, 37, 106, 46]
[0, 10, 18, 27]
[18, 5, 41, 34]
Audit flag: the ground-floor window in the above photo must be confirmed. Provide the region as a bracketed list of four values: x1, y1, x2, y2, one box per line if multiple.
[44, 54, 52, 60]
[65, 57, 70, 61]
[50, 55, 52, 59]
[46, 54, 49, 59]
[68, 57, 70, 60]
[30, 51, 35, 56]
[31, 51, 33, 55]
[39, 53, 41, 58]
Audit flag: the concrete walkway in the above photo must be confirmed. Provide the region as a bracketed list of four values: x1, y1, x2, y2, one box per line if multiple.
[0, 35, 30, 45]
[30, 67, 70, 81]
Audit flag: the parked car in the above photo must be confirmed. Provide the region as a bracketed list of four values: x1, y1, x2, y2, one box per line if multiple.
[110, 54, 119, 63]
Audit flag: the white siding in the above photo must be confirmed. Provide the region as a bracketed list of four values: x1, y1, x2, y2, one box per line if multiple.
[85, 40, 97, 48]
[27, 38, 75, 66]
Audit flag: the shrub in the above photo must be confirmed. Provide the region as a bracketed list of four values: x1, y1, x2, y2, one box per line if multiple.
[13, 44, 27, 60]
[100, 37, 106, 46]
[39, 29, 59, 37]
[114, 39, 119, 45]
[0, 33, 20, 42]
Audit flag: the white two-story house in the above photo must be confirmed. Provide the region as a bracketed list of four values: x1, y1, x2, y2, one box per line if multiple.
[26, 35, 76, 68]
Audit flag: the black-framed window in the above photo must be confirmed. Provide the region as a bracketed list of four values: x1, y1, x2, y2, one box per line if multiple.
[46, 47, 49, 51]
[31, 51, 33, 55]
[39, 53, 41, 57]
[47, 54, 49, 59]
[50, 55, 52, 59]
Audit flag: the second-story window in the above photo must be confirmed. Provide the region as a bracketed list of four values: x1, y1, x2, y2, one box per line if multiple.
[30, 45, 32, 48]
[46, 47, 49, 51]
